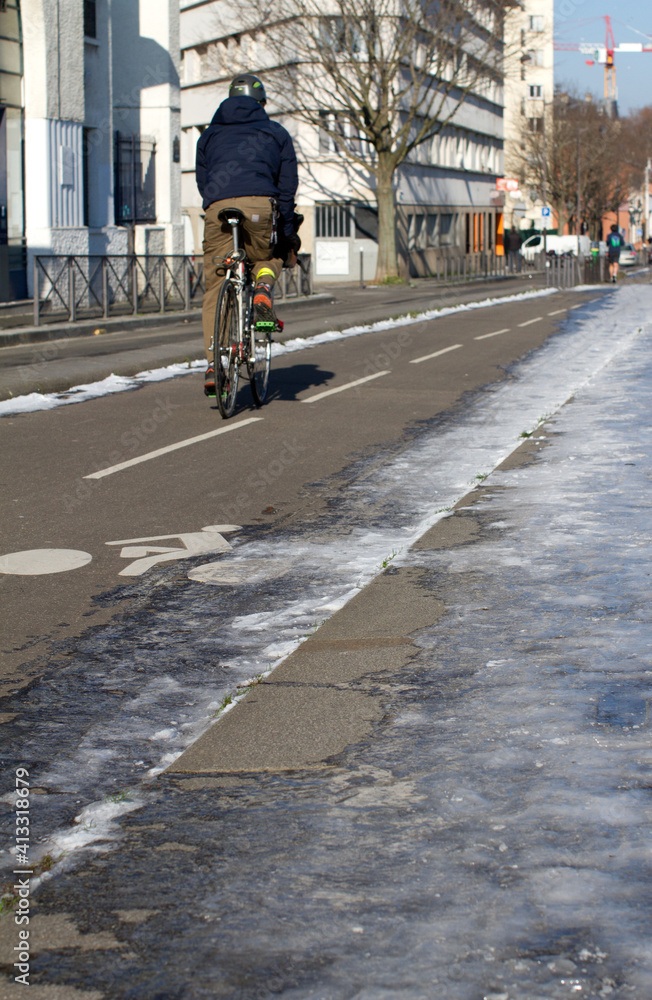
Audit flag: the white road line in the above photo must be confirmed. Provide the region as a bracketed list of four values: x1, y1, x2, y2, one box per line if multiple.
[568, 304, 583, 310]
[84, 417, 263, 480]
[518, 316, 543, 328]
[548, 308, 568, 316]
[409, 343, 463, 365]
[474, 328, 511, 341]
[301, 370, 390, 403]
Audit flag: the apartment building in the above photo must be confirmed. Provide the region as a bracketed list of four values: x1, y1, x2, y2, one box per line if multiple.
[503, 0, 555, 229]
[0, 0, 183, 299]
[180, 0, 508, 282]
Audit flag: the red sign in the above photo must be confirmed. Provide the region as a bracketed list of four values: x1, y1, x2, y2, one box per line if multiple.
[496, 178, 520, 192]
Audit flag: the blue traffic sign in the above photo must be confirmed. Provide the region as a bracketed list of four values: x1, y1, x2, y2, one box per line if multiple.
[541, 207, 551, 218]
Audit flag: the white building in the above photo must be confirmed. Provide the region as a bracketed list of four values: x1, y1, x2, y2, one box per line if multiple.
[180, 1, 508, 283]
[0, 0, 184, 299]
[503, 0, 555, 230]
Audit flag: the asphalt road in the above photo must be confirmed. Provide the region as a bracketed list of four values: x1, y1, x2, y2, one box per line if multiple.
[0, 273, 546, 400]
[0, 282, 606, 695]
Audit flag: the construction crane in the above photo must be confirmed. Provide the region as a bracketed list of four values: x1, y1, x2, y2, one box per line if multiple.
[554, 15, 652, 100]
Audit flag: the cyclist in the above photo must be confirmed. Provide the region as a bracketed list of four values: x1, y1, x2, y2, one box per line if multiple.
[606, 224, 624, 283]
[195, 73, 300, 395]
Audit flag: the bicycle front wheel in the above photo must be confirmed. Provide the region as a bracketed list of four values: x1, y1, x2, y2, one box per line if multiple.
[214, 279, 240, 419]
[249, 327, 272, 407]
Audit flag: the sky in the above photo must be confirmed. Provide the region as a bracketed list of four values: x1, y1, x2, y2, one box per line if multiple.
[554, 0, 652, 116]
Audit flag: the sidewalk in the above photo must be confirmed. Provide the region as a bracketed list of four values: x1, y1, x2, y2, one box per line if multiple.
[0, 270, 545, 346]
[0, 286, 650, 998]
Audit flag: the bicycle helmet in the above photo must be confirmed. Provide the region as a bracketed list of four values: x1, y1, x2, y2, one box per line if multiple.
[229, 74, 266, 105]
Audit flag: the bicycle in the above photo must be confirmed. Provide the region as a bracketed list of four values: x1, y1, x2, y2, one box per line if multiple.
[209, 207, 277, 419]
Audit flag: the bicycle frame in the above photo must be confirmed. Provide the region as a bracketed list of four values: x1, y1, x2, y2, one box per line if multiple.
[209, 218, 255, 362]
[210, 210, 275, 416]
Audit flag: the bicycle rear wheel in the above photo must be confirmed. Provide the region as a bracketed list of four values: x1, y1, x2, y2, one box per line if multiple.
[214, 279, 240, 419]
[249, 325, 272, 407]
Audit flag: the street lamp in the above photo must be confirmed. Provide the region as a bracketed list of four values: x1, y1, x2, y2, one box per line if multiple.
[629, 198, 642, 248]
[645, 158, 651, 242]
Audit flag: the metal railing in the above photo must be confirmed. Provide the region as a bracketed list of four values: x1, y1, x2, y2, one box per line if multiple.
[544, 253, 609, 288]
[408, 250, 512, 282]
[33, 255, 204, 326]
[33, 252, 313, 326]
[543, 253, 580, 289]
[278, 253, 312, 298]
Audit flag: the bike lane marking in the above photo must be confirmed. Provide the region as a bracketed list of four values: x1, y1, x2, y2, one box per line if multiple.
[474, 328, 511, 341]
[0, 549, 93, 575]
[84, 417, 263, 480]
[301, 370, 390, 403]
[409, 343, 463, 365]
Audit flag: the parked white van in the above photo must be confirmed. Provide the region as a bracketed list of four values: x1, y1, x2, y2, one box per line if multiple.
[520, 234, 591, 261]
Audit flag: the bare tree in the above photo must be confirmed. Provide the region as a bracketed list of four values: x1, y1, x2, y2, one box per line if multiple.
[516, 93, 629, 240]
[236, 0, 513, 281]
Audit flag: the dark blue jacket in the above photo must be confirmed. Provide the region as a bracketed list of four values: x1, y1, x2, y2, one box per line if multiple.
[196, 96, 298, 237]
[606, 231, 624, 251]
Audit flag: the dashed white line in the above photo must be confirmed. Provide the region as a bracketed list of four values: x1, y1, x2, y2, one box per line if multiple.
[568, 304, 583, 310]
[301, 370, 390, 403]
[548, 308, 568, 316]
[409, 343, 463, 365]
[474, 328, 511, 341]
[518, 317, 543, 328]
[84, 417, 263, 479]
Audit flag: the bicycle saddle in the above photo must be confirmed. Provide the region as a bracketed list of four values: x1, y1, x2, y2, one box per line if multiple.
[218, 207, 246, 226]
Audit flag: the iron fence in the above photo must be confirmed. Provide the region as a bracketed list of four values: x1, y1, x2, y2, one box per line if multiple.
[408, 250, 511, 282]
[33, 255, 204, 326]
[407, 250, 554, 283]
[33, 253, 313, 326]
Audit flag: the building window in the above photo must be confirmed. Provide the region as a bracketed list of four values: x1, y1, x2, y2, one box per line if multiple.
[528, 118, 544, 133]
[527, 50, 544, 67]
[318, 111, 366, 156]
[315, 203, 351, 238]
[529, 15, 544, 32]
[439, 213, 455, 246]
[529, 84, 543, 98]
[407, 214, 425, 252]
[84, 0, 97, 39]
[354, 205, 378, 241]
[426, 214, 438, 246]
[114, 133, 157, 226]
[83, 128, 91, 227]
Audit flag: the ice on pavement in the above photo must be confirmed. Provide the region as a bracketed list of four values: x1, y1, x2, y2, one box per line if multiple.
[5, 280, 652, 979]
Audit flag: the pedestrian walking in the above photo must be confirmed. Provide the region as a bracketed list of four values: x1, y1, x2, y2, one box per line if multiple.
[606, 224, 625, 283]
[505, 226, 523, 273]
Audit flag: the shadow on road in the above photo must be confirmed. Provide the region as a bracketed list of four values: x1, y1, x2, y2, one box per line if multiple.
[207, 362, 336, 415]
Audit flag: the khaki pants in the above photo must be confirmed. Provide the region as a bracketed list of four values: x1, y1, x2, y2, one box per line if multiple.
[202, 196, 283, 361]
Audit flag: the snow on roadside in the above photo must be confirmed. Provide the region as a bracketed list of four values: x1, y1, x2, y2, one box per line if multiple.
[0, 288, 559, 416]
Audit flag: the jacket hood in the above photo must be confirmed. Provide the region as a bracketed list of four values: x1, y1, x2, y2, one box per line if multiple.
[211, 96, 269, 126]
